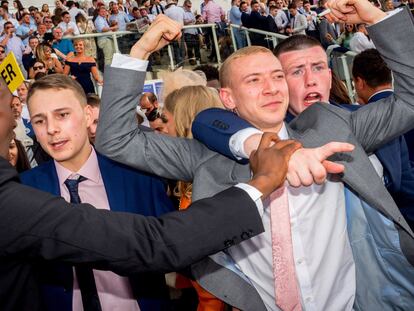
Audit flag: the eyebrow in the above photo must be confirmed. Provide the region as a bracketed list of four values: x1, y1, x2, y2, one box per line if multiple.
[288, 61, 327, 71]
[242, 69, 284, 80]
[31, 107, 71, 120]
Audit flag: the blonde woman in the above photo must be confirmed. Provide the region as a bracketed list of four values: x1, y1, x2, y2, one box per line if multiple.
[35, 43, 63, 74]
[163, 85, 226, 311]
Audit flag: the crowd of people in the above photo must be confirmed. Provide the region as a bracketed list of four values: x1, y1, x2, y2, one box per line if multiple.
[1, 0, 414, 310]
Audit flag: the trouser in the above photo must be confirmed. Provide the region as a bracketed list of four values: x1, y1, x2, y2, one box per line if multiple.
[97, 37, 115, 65]
[233, 28, 247, 50]
[184, 33, 201, 61]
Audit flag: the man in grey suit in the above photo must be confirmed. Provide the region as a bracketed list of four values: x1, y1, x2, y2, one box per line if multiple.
[96, 1, 414, 310]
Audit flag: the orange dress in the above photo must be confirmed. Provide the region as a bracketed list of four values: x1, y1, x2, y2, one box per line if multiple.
[178, 194, 226, 311]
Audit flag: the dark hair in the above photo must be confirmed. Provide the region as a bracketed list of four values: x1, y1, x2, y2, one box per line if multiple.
[12, 139, 31, 173]
[288, 2, 297, 9]
[330, 71, 352, 104]
[274, 34, 322, 57]
[269, 5, 277, 10]
[13, 0, 24, 11]
[352, 49, 391, 88]
[3, 20, 12, 27]
[61, 11, 70, 17]
[251, 0, 259, 5]
[86, 93, 101, 107]
[193, 64, 219, 81]
[66, 1, 74, 8]
[28, 35, 39, 42]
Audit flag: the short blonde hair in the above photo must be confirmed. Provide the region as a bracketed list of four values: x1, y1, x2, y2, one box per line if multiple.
[159, 69, 207, 102]
[219, 46, 273, 88]
[164, 85, 223, 139]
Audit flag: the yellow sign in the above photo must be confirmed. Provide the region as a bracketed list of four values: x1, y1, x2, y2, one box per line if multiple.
[0, 52, 25, 93]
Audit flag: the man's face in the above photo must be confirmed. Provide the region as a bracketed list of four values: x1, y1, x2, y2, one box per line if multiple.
[220, 52, 289, 132]
[63, 13, 70, 23]
[270, 7, 277, 17]
[240, 3, 248, 12]
[11, 96, 22, 119]
[87, 105, 99, 143]
[0, 8, 4, 17]
[44, 18, 53, 29]
[289, 8, 297, 16]
[28, 89, 93, 170]
[34, 13, 42, 24]
[99, 7, 107, 17]
[37, 24, 46, 35]
[296, 0, 303, 7]
[133, 9, 141, 18]
[276, 0, 283, 8]
[53, 28, 63, 40]
[29, 37, 39, 49]
[304, 3, 311, 11]
[23, 14, 30, 24]
[4, 23, 14, 34]
[0, 77, 16, 159]
[112, 4, 119, 14]
[252, 3, 260, 11]
[278, 46, 331, 116]
[16, 83, 28, 103]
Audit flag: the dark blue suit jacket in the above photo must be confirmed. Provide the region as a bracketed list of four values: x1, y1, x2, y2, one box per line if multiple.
[20, 152, 175, 311]
[192, 100, 414, 228]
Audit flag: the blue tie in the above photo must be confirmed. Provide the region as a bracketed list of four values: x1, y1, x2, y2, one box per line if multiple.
[64, 177, 102, 311]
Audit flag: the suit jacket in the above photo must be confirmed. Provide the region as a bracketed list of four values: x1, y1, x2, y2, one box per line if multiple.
[290, 12, 307, 34]
[0, 157, 263, 311]
[20, 152, 175, 311]
[95, 8, 414, 310]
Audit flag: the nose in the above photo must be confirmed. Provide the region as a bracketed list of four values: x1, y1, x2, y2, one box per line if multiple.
[46, 118, 60, 135]
[304, 68, 317, 87]
[262, 78, 279, 95]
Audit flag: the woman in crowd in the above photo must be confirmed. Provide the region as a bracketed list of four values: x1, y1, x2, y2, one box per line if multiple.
[76, 13, 97, 59]
[41, 4, 51, 18]
[12, 0, 25, 21]
[35, 43, 63, 74]
[28, 60, 47, 79]
[64, 39, 102, 94]
[9, 138, 31, 173]
[162, 85, 226, 310]
[337, 23, 356, 49]
[16, 81, 31, 121]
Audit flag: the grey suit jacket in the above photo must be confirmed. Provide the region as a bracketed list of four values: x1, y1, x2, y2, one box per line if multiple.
[96, 8, 414, 310]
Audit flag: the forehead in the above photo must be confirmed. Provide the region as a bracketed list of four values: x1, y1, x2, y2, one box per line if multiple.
[29, 88, 83, 112]
[229, 52, 282, 80]
[279, 46, 327, 69]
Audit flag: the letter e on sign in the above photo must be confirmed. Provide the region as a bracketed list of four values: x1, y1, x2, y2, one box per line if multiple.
[0, 52, 24, 93]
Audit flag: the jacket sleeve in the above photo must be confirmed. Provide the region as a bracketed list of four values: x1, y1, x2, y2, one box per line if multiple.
[0, 159, 264, 274]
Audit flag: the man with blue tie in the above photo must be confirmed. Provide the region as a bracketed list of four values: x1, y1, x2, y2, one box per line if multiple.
[20, 74, 176, 311]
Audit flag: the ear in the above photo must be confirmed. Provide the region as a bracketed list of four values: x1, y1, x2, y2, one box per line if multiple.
[219, 87, 236, 111]
[84, 104, 93, 128]
[354, 76, 365, 90]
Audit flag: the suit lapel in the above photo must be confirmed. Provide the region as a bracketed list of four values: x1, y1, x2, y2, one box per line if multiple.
[286, 114, 414, 238]
[97, 154, 127, 213]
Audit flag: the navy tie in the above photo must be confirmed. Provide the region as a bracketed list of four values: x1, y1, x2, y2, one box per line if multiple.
[64, 177, 102, 311]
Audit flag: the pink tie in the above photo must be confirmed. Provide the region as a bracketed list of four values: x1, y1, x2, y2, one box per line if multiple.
[269, 186, 302, 311]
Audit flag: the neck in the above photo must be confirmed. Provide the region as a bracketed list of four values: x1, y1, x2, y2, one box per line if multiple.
[58, 143, 92, 172]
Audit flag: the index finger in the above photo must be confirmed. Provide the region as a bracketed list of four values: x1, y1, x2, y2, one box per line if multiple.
[316, 142, 355, 160]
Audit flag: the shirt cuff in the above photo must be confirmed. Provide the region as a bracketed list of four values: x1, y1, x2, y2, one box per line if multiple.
[374, 7, 402, 24]
[111, 53, 148, 71]
[235, 183, 264, 217]
[229, 128, 263, 159]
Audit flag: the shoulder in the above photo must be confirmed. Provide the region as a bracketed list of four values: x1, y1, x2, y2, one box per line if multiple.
[20, 161, 54, 183]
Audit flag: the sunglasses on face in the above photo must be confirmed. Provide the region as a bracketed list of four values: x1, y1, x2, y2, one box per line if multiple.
[0, 50, 5, 54]
[44, 20, 52, 23]
[33, 65, 44, 70]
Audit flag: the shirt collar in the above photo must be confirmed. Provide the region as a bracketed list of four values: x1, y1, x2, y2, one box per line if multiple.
[367, 89, 394, 103]
[55, 147, 101, 185]
[278, 122, 289, 140]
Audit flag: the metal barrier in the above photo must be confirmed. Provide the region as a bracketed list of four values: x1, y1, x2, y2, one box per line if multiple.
[229, 24, 288, 51]
[64, 25, 357, 101]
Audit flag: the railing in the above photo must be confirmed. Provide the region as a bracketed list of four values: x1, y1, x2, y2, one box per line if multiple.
[63, 25, 357, 100]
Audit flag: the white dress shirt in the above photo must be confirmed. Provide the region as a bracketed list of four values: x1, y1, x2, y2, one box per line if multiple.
[229, 124, 356, 311]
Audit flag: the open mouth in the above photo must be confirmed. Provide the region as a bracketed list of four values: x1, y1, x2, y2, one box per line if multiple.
[304, 92, 322, 106]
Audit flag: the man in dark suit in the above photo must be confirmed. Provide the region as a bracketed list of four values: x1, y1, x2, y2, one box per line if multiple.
[351, 48, 414, 228]
[0, 69, 299, 310]
[19, 74, 176, 311]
